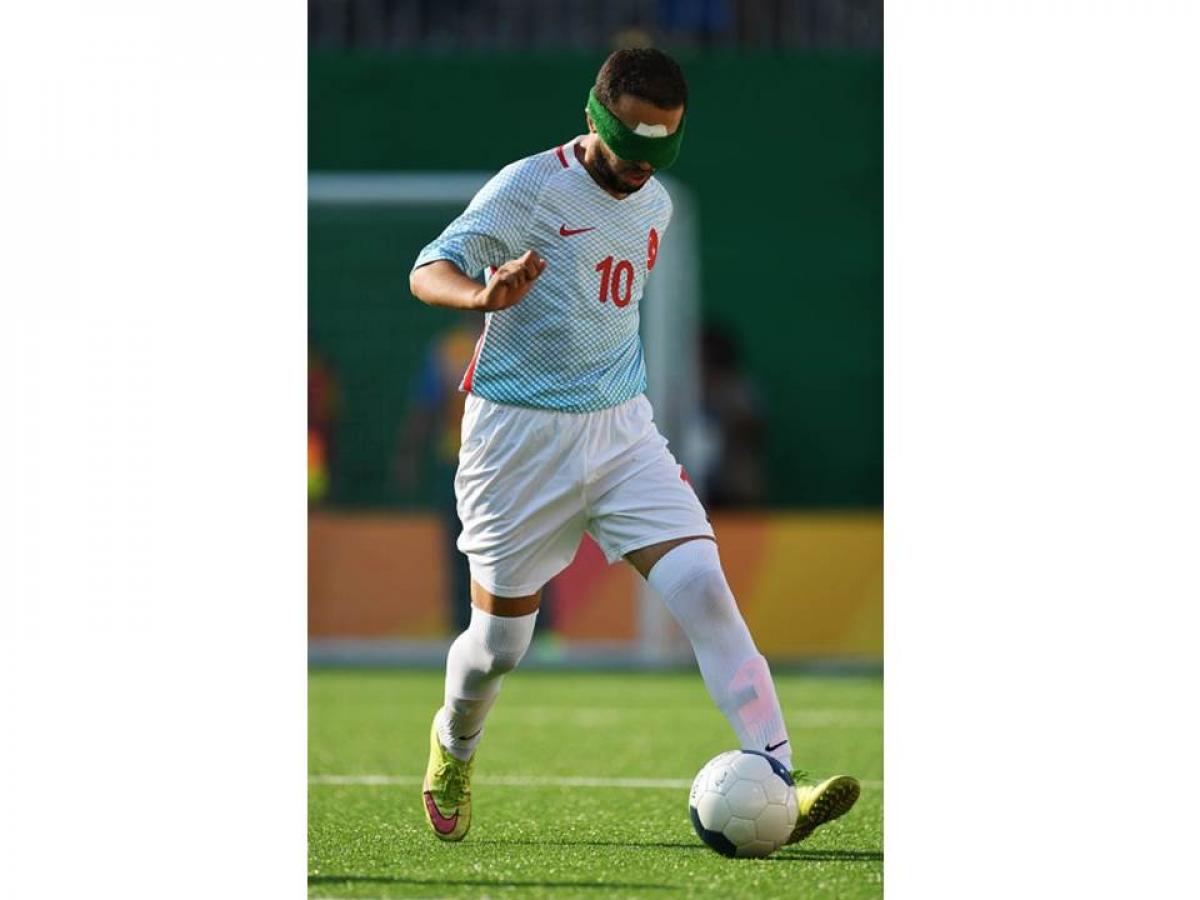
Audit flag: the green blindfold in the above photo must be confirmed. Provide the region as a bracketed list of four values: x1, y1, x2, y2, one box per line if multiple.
[586, 88, 685, 170]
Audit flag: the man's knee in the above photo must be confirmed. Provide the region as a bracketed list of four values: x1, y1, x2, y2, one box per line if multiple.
[678, 564, 739, 627]
[482, 648, 525, 676]
[646, 539, 737, 621]
[465, 604, 537, 676]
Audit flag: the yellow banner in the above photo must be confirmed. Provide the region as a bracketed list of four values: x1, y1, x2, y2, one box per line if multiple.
[309, 511, 882, 659]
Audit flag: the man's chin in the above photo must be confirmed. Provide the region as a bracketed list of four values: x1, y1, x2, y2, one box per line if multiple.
[620, 173, 651, 192]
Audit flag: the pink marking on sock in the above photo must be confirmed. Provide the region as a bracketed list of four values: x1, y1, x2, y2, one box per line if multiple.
[728, 655, 776, 733]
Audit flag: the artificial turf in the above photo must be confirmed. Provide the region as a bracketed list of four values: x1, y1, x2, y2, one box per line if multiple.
[309, 669, 883, 898]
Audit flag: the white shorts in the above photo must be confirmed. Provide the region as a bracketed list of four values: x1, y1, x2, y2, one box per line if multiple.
[454, 393, 714, 597]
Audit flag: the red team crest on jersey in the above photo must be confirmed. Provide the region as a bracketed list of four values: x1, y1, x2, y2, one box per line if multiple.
[647, 228, 659, 271]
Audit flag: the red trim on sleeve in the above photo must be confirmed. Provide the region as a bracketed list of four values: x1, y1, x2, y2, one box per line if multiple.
[555, 145, 569, 168]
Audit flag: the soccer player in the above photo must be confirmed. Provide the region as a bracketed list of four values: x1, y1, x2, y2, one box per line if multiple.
[409, 48, 860, 844]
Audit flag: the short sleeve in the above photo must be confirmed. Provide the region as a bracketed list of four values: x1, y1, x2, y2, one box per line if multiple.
[412, 160, 541, 279]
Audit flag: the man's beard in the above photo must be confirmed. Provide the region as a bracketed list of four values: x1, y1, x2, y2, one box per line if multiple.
[593, 149, 648, 195]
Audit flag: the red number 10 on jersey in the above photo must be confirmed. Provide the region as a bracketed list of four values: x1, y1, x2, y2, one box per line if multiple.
[594, 256, 635, 307]
[594, 228, 659, 309]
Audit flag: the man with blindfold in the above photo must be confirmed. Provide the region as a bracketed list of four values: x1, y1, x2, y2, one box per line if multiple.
[410, 48, 859, 846]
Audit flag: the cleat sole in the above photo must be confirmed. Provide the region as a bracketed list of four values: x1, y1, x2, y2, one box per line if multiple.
[788, 775, 861, 844]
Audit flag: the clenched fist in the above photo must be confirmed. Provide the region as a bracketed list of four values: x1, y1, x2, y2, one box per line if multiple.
[473, 250, 548, 311]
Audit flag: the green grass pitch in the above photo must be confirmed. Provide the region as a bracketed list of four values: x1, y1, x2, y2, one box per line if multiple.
[309, 669, 883, 898]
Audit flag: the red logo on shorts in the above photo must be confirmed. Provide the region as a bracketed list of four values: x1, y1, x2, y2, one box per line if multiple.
[679, 466, 691, 485]
[647, 228, 659, 271]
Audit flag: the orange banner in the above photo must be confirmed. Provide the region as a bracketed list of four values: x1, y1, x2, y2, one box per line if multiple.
[309, 511, 881, 659]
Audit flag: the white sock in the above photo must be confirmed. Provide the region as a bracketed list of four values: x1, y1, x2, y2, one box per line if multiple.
[437, 605, 537, 761]
[647, 540, 793, 770]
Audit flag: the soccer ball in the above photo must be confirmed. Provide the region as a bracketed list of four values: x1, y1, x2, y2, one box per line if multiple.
[688, 750, 799, 858]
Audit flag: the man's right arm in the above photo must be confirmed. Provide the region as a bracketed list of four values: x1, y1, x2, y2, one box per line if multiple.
[410, 251, 548, 312]
[410, 159, 549, 312]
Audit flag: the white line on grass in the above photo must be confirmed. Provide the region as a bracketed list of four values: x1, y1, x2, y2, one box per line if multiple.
[310, 774, 883, 789]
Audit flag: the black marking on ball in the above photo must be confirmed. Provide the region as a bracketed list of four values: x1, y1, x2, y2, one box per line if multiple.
[690, 803, 738, 858]
[740, 749, 796, 786]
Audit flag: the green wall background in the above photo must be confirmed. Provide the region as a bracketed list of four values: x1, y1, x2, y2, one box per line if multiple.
[310, 52, 881, 508]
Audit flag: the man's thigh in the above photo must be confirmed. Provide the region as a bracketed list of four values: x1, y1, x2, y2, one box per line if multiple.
[470, 580, 542, 617]
[455, 395, 588, 598]
[586, 423, 715, 568]
[624, 535, 716, 580]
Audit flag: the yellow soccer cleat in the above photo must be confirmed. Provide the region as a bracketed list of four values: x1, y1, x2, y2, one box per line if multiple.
[421, 718, 474, 842]
[786, 770, 861, 844]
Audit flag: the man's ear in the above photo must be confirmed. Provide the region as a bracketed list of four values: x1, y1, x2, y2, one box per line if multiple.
[585, 112, 596, 134]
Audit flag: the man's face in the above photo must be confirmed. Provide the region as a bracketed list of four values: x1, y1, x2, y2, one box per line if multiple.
[588, 94, 685, 194]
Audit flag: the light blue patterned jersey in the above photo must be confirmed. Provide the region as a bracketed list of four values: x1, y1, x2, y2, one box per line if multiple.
[412, 137, 673, 412]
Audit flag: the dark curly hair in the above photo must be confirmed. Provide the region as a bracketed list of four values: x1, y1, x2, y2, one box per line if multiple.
[593, 48, 688, 111]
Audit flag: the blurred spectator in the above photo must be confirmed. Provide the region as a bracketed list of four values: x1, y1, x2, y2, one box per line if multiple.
[395, 317, 478, 632]
[611, 26, 655, 50]
[308, 349, 340, 504]
[395, 317, 555, 638]
[699, 323, 768, 507]
[308, 0, 880, 52]
[657, 0, 733, 43]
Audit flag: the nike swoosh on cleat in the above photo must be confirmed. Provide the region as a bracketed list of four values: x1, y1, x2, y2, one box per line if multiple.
[423, 791, 459, 834]
[457, 729, 482, 742]
[765, 740, 789, 752]
[559, 225, 596, 236]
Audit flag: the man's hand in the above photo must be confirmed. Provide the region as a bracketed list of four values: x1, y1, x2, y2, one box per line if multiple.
[409, 251, 548, 311]
[473, 250, 548, 311]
